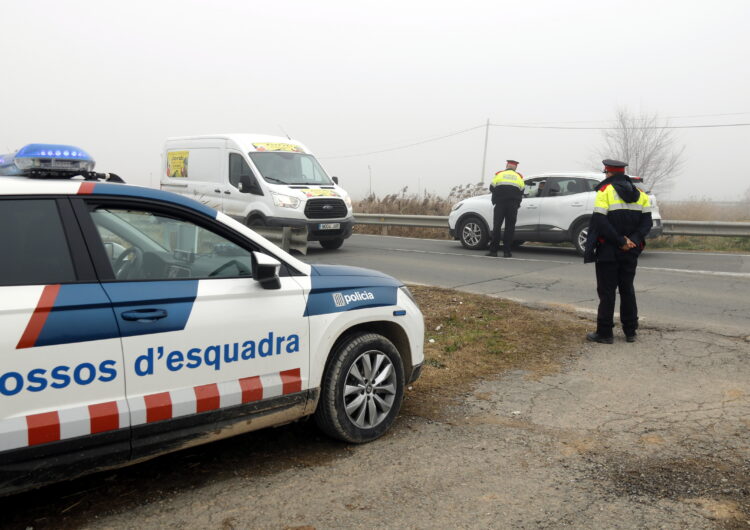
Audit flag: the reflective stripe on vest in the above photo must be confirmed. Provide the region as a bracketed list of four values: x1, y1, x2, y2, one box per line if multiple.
[593, 184, 651, 215]
[491, 170, 525, 190]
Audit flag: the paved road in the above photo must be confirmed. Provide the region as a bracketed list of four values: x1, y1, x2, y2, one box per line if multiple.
[302, 235, 750, 336]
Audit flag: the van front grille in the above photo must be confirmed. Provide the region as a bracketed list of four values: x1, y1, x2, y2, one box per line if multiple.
[304, 198, 347, 219]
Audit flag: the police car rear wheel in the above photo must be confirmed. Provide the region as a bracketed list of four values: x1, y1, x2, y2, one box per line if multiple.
[320, 238, 344, 250]
[315, 333, 405, 443]
[459, 216, 489, 250]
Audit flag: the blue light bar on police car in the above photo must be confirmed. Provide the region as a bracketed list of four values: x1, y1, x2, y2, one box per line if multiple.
[0, 143, 95, 176]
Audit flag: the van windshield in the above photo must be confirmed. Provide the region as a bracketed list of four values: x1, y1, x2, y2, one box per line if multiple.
[248, 152, 333, 186]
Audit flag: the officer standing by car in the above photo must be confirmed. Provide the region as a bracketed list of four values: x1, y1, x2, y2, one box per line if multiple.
[487, 159, 525, 257]
[584, 159, 653, 343]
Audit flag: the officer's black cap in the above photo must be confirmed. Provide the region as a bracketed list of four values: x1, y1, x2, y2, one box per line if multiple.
[602, 159, 628, 168]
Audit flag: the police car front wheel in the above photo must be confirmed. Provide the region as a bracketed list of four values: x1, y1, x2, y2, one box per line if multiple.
[315, 332, 405, 443]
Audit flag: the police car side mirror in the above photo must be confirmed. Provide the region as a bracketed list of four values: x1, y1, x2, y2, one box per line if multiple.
[251, 251, 281, 289]
[332, 176, 339, 185]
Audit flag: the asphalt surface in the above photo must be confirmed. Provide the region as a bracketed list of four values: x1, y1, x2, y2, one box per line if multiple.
[302, 235, 750, 336]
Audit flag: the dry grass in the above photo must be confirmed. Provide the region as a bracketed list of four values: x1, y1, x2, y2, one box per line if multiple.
[353, 184, 484, 239]
[659, 200, 749, 222]
[402, 285, 589, 419]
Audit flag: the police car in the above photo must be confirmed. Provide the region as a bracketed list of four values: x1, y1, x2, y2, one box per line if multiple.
[0, 144, 424, 496]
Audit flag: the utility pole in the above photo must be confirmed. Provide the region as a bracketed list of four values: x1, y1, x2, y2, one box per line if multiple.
[368, 165, 372, 196]
[480, 118, 490, 185]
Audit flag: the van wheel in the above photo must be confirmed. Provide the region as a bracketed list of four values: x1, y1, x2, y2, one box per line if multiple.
[247, 217, 265, 227]
[320, 238, 344, 250]
[314, 333, 405, 443]
[572, 221, 589, 256]
[459, 216, 489, 250]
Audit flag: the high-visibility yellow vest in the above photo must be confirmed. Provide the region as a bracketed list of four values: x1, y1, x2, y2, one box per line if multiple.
[593, 184, 651, 215]
[491, 170, 525, 190]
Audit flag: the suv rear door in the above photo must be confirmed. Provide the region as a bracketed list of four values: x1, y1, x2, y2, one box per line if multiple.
[537, 177, 592, 238]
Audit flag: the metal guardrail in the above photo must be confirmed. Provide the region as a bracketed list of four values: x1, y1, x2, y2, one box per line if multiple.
[354, 213, 750, 238]
[661, 220, 750, 237]
[252, 226, 309, 254]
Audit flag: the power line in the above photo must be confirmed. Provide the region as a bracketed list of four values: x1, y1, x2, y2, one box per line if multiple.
[502, 111, 750, 126]
[319, 124, 485, 159]
[320, 118, 750, 159]
[490, 122, 750, 130]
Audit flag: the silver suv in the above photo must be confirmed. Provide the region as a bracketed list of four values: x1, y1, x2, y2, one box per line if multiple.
[448, 172, 663, 255]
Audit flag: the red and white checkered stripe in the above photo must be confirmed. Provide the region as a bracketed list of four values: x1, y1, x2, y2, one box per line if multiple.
[0, 368, 302, 452]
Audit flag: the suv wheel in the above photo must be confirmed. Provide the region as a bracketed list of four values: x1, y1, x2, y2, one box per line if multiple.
[315, 333, 405, 443]
[459, 216, 489, 250]
[572, 221, 589, 256]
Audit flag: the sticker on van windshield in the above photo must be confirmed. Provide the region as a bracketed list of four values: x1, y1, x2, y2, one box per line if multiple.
[252, 143, 304, 153]
[167, 151, 189, 178]
[303, 189, 340, 198]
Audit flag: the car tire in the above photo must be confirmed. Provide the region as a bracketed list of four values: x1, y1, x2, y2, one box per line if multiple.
[314, 332, 405, 443]
[320, 238, 344, 250]
[572, 221, 589, 256]
[246, 216, 265, 227]
[459, 216, 490, 250]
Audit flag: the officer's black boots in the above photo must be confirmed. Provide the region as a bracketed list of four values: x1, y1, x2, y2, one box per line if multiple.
[586, 332, 614, 344]
[503, 250, 512, 258]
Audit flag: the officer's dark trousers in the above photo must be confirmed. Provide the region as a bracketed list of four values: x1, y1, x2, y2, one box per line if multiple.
[595, 253, 639, 337]
[489, 200, 519, 252]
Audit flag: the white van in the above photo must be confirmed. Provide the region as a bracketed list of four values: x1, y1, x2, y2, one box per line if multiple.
[161, 134, 354, 249]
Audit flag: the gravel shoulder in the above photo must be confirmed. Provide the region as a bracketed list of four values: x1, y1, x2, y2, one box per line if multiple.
[2, 301, 749, 529]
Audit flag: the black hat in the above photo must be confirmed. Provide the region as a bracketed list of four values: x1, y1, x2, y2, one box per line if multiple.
[506, 159, 519, 165]
[602, 159, 628, 171]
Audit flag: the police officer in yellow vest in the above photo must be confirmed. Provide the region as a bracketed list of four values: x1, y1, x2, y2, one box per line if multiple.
[584, 159, 653, 344]
[487, 160, 525, 258]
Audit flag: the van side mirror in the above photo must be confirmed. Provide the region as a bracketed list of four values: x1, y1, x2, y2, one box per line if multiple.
[239, 174, 263, 195]
[332, 176, 339, 185]
[251, 251, 281, 289]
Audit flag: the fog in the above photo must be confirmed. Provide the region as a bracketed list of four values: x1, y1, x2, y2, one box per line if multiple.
[1, 0, 748, 201]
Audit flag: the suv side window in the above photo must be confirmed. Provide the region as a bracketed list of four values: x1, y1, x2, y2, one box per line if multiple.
[584, 179, 601, 192]
[523, 179, 546, 198]
[546, 177, 588, 197]
[0, 199, 76, 286]
[229, 153, 262, 195]
[89, 207, 255, 281]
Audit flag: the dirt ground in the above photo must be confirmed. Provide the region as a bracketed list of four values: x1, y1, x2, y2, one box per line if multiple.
[2, 293, 749, 529]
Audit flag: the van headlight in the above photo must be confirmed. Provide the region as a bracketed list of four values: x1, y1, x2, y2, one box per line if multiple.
[271, 192, 301, 209]
[451, 202, 464, 212]
[344, 195, 352, 208]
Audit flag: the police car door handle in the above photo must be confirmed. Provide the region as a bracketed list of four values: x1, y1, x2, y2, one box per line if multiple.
[570, 202, 584, 207]
[223, 190, 231, 194]
[121, 309, 168, 322]
[214, 188, 221, 193]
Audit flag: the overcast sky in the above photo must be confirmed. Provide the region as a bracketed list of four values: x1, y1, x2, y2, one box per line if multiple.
[2, 0, 748, 201]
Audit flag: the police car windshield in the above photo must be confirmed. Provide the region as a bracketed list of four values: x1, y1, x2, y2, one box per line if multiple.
[248, 152, 333, 186]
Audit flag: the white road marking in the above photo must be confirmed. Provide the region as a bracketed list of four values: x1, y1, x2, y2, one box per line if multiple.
[367, 245, 750, 279]
[639, 266, 750, 278]
[389, 248, 573, 265]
